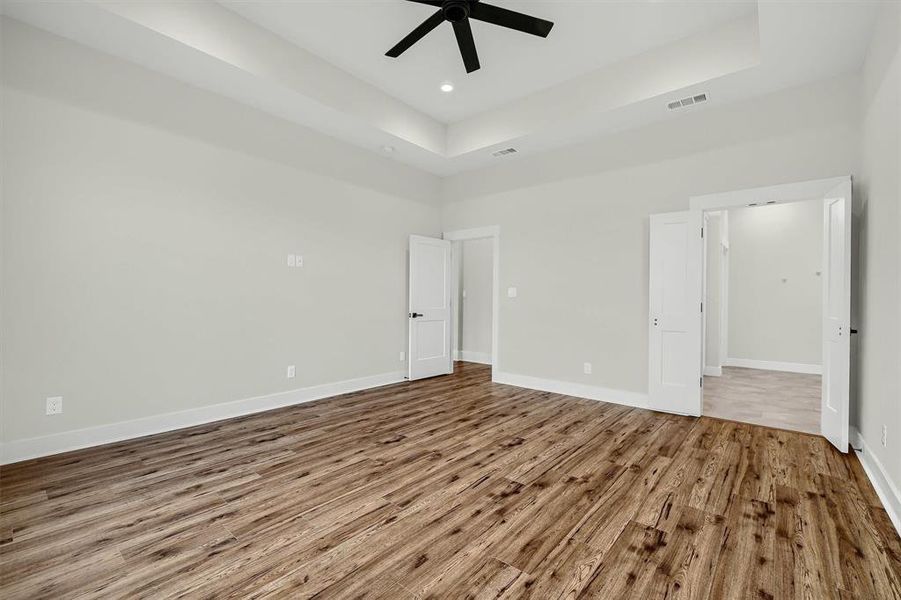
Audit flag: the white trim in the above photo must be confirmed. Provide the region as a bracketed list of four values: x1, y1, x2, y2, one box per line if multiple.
[455, 350, 492, 365]
[443, 226, 500, 373]
[442, 226, 500, 241]
[723, 357, 822, 374]
[493, 371, 649, 411]
[851, 428, 901, 536]
[0, 371, 406, 465]
[689, 176, 851, 211]
[719, 212, 730, 376]
[704, 366, 723, 377]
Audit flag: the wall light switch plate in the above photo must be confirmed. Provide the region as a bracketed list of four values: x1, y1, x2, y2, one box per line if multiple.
[399, 351, 406, 362]
[286, 365, 296, 379]
[295, 255, 303, 268]
[583, 363, 592, 375]
[46, 396, 63, 415]
[287, 254, 296, 267]
[507, 287, 518, 298]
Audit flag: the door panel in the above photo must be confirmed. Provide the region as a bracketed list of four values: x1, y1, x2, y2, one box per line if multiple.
[408, 235, 452, 381]
[648, 211, 703, 416]
[821, 181, 852, 452]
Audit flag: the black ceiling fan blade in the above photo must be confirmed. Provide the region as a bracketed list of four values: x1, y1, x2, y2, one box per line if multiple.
[386, 9, 445, 58]
[469, 3, 554, 38]
[404, 0, 443, 5]
[453, 19, 480, 73]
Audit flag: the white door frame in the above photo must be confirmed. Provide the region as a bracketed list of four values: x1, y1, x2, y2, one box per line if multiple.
[688, 175, 853, 445]
[719, 211, 730, 375]
[703, 210, 729, 377]
[443, 226, 500, 374]
[701, 212, 709, 376]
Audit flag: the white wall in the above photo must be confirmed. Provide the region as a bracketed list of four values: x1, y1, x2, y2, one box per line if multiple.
[704, 212, 725, 374]
[457, 238, 493, 362]
[0, 19, 442, 447]
[726, 200, 823, 367]
[442, 74, 859, 397]
[855, 3, 900, 509]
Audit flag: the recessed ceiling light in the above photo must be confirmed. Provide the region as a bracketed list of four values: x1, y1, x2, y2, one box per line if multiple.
[440, 82, 454, 93]
[381, 145, 395, 154]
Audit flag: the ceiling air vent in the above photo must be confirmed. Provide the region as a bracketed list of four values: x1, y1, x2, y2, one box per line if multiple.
[667, 93, 708, 111]
[491, 147, 518, 157]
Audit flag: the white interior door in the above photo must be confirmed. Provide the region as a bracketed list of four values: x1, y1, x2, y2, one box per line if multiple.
[648, 210, 704, 416]
[408, 235, 453, 381]
[821, 180, 852, 452]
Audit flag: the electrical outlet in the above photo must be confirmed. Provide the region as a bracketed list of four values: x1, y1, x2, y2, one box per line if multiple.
[46, 396, 63, 415]
[583, 362, 592, 375]
[399, 351, 406, 362]
[882, 425, 887, 447]
[286, 365, 296, 379]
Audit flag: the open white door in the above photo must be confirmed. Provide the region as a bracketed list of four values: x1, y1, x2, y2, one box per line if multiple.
[408, 235, 453, 381]
[648, 211, 704, 416]
[821, 179, 852, 452]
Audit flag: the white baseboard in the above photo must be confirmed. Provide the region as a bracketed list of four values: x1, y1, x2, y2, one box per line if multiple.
[0, 371, 406, 465]
[704, 366, 723, 377]
[454, 350, 492, 365]
[723, 358, 822, 375]
[851, 427, 901, 536]
[492, 371, 648, 410]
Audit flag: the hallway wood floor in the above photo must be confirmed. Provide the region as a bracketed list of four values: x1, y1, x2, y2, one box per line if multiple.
[1, 363, 899, 599]
[704, 367, 821, 435]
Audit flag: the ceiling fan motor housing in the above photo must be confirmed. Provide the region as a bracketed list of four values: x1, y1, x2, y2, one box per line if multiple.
[386, 0, 552, 74]
[442, 1, 471, 23]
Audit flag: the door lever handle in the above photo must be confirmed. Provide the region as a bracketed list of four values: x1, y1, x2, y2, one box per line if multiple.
[410, 312, 423, 319]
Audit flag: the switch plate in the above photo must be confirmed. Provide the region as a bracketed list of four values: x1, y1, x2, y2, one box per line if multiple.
[583, 363, 592, 375]
[295, 255, 303, 268]
[287, 254, 296, 267]
[46, 396, 63, 415]
[399, 351, 406, 362]
[507, 287, 518, 298]
[286, 365, 296, 379]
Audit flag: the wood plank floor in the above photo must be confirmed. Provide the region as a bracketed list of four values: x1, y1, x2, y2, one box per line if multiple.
[704, 367, 821, 435]
[2, 362, 899, 599]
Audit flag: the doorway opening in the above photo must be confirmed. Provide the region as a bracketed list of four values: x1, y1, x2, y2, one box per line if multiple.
[452, 238, 494, 368]
[445, 227, 500, 376]
[647, 176, 852, 452]
[702, 201, 825, 435]
[406, 227, 499, 382]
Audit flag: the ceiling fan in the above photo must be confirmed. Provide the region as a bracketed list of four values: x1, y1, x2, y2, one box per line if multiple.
[386, 0, 554, 74]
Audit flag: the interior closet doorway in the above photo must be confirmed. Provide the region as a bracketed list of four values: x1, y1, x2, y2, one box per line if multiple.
[444, 227, 500, 374]
[702, 201, 824, 435]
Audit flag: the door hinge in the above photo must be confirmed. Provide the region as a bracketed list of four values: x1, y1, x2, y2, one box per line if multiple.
[701, 227, 704, 238]
[700, 377, 704, 387]
[701, 301, 704, 313]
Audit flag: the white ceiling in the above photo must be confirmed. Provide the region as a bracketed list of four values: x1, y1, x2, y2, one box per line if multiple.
[222, 0, 758, 123]
[1, 1, 881, 176]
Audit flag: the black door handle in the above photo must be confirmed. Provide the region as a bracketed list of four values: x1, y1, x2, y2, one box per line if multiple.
[410, 312, 423, 318]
